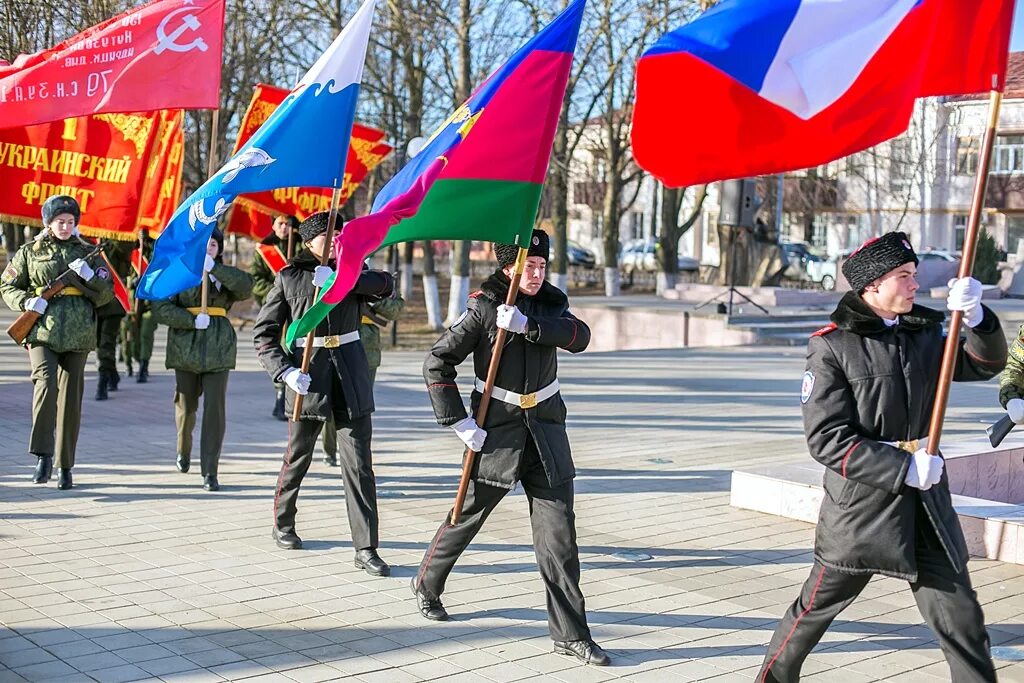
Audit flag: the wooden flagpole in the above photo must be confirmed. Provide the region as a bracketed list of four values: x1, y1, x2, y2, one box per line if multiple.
[290, 186, 344, 422]
[926, 86, 1002, 455]
[200, 108, 221, 315]
[450, 246, 529, 525]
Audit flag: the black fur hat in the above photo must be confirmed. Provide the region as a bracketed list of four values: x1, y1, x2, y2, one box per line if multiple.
[842, 231, 918, 292]
[42, 195, 81, 226]
[298, 212, 335, 243]
[495, 229, 550, 267]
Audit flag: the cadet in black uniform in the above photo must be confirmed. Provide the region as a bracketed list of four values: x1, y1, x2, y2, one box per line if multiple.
[252, 212, 395, 577]
[411, 230, 609, 666]
[758, 232, 1007, 683]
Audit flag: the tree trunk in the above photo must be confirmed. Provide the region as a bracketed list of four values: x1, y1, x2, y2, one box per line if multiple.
[550, 100, 571, 293]
[422, 240, 443, 331]
[446, 0, 474, 322]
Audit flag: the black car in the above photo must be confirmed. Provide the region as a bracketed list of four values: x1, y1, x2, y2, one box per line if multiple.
[566, 240, 596, 269]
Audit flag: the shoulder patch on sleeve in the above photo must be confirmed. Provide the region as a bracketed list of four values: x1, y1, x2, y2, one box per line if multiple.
[801, 371, 816, 404]
[97, 266, 110, 281]
[1, 263, 16, 284]
[450, 310, 469, 328]
[811, 323, 838, 338]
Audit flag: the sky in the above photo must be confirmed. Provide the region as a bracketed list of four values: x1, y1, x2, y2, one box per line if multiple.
[1014, 0, 1024, 51]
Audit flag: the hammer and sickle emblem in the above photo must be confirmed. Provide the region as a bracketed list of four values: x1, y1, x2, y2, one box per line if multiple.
[155, 6, 209, 55]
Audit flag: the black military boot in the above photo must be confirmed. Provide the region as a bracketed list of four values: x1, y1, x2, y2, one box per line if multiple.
[354, 549, 390, 577]
[176, 453, 190, 473]
[94, 372, 109, 401]
[32, 455, 53, 484]
[272, 528, 302, 550]
[108, 370, 120, 392]
[553, 639, 611, 666]
[410, 577, 448, 621]
[126, 360, 134, 378]
[137, 360, 149, 383]
[56, 468, 73, 490]
[203, 475, 219, 491]
[323, 453, 339, 467]
[272, 388, 286, 421]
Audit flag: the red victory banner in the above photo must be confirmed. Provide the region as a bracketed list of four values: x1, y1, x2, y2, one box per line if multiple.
[138, 109, 184, 236]
[224, 83, 393, 240]
[0, 111, 167, 240]
[0, 0, 225, 130]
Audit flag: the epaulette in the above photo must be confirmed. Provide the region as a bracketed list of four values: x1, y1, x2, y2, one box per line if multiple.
[468, 290, 483, 299]
[811, 323, 838, 338]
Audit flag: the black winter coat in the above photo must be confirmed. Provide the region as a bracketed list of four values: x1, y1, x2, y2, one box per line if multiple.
[804, 292, 1006, 581]
[424, 271, 590, 489]
[252, 250, 394, 423]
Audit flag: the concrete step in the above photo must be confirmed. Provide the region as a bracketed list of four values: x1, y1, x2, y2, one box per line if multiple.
[730, 438, 1024, 565]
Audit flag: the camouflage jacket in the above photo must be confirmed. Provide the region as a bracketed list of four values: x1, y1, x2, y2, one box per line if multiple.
[1000, 323, 1024, 407]
[151, 262, 253, 373]
[360, 294, 405, 370]
[0, 234, 114, 352]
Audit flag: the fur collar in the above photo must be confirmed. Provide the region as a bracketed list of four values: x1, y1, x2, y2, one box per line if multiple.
[831, 291, 944, 335]
[478, 269, 569, 309]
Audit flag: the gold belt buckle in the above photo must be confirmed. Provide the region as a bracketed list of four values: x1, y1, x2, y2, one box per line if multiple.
[519, 392, 537, 409]
[322, 335, 341, 349]
[897, 439, 919, 453]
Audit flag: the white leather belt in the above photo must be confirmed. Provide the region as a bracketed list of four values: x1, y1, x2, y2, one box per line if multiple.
[296, 330, 360, 348]
[883, 437, 929, 453]
[475, 378, 559, 409]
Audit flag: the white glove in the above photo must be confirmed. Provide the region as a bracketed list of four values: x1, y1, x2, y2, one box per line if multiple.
[946, 277, 984, 328]
[282, 367, 311, 395]
[24, 296, 47, 314]
[1008, 398, 1024, 425]
[451, 416, 487, 452]
[193, 313, 210, 330]
[203, 255, 216, 273]
[904, 448, 944, 491]
[312, 265, 333, 289]
[68, 258, 94, 281]
[495, 304, 528, 334]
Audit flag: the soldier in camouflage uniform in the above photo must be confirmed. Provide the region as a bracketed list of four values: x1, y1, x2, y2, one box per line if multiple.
[121, 230, 157, 383]
[151, 229, 253, 491]
[94, 239, 132, 400]
[0, 195, 114, 490]
[999, 327, 1024, 426]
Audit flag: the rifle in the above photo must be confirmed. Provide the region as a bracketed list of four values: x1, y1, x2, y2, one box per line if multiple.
[987, 415, 1015, 448]
[5, 244, 103, 345]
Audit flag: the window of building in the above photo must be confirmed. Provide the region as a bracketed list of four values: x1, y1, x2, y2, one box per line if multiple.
[953, 215, 967, 251]
[956, 137, 979, 176]
[630, 211, 644, 240]
[889, 137, 914, 192]
[1008, 216, 1024, 255]
[994, 135, 1024, 175]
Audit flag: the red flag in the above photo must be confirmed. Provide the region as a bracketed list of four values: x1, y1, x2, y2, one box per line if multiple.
[0, 0, 225, 130]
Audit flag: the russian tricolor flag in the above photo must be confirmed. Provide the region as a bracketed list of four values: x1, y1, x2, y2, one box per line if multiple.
[632, 0, 1015, 188]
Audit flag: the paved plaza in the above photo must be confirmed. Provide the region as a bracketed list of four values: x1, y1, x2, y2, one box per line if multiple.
[1, 305, 1024, 682]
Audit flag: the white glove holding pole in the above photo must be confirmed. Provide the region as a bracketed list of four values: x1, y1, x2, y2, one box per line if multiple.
[193, 313, 210, 330]
[24, 296, 47, 314]
[904, 448, 944, 491]
[496, 304, 528, 334]
[451, 416, 488, 452]
[282, 367, 311, 395]
[312, 266, 333, 288]
[68, 258, 95, 281]
[1008, 398, 1024, 425]
[203, 255, 216, 273]
[946, 277, 984, 328]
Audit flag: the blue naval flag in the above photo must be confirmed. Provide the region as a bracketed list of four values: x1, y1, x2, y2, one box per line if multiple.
[137, 0, 376, 300]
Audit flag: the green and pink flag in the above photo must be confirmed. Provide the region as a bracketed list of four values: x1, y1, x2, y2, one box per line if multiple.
[285, 0, 586, 347]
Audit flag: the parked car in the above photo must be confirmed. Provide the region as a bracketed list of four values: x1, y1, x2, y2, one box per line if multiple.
[566, 240, 596, 268]
[620, 239, 699, 275]
[781, 241, 838, 290]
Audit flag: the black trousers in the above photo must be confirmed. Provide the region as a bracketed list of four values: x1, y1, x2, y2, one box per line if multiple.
[416, 440, 591, 643]
[758, 504, 995, 683]
[273, 414, 378, 549]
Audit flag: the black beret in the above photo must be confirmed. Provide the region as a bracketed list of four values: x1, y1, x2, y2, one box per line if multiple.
[842, 231, 918, 292]
[42, 195, 81, 226]
[495, 229, 550, 267]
